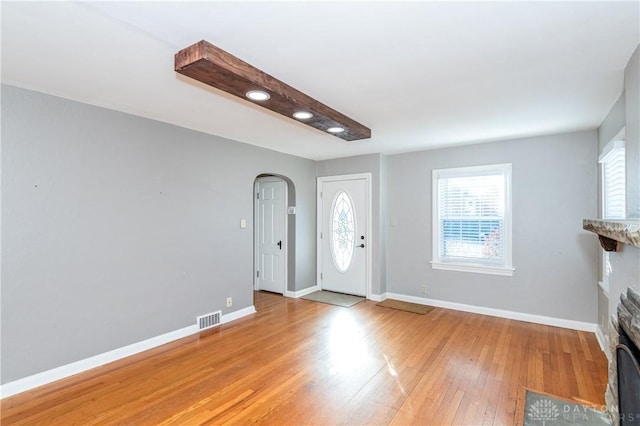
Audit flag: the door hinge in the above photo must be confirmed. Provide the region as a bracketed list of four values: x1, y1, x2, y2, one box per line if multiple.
[257, 270, 260, 278]
[256, 193, 260, 199]
[320, 273, 323, 280]
[320, 232, 323, 239]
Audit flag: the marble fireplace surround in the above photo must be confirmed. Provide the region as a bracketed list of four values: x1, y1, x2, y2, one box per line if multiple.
[583, 219, 640, 425]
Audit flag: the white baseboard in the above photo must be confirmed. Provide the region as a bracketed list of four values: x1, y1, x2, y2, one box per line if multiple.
[221, 305, 256, 324]
[384, 293, 598, 332]
[369, 293, 387, 302]
[595, 325, 611, 361]
[0, 305, 256, 399]
[285, 285, 318, 298]
[287, 287, 385, 301]
[2, 290, 600, 399]
[598, 280, 610, 298]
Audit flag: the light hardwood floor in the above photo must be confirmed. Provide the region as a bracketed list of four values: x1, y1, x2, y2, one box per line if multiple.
[1, 291, 608, 425]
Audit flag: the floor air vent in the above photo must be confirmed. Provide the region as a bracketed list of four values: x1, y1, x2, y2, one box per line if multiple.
[197, 310, 221, 330]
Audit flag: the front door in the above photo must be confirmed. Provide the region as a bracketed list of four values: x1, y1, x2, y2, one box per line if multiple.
[319, 176, 369, 297]
[256, 178, 286, 294]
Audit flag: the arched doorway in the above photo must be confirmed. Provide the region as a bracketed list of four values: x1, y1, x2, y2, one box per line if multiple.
[253, 174, 296, 301]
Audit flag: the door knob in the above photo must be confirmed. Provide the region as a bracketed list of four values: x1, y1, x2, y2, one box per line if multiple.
[277, 240, 282, 250]
[358, 243, 365, 248]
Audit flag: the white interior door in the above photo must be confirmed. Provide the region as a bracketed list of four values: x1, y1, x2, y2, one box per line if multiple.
[320, 177, 368, 297]
[256, 178, 286, 294]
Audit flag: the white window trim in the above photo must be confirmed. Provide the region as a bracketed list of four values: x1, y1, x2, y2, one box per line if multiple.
[598, 138, 624, 163]
[431, 163, 514, 276]
[598, 130, 625, 291]
[599, 137, 626, 220]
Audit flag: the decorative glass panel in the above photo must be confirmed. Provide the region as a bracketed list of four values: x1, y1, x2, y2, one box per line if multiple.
[331, 191, 355, 272]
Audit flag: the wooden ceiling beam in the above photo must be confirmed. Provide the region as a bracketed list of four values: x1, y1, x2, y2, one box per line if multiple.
[175, 40, 371, 141]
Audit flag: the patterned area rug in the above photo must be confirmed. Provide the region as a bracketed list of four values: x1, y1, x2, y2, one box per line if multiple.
[522, 389, 611, 426]
[375, 299, 434, 315]
[300, 291, 364, 307]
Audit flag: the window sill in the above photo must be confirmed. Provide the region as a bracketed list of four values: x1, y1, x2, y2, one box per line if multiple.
[430, 261, 515, 276]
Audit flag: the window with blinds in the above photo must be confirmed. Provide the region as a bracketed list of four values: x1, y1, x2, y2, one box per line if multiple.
[599, 140, 626, 219]
[431, 164, 513, 276]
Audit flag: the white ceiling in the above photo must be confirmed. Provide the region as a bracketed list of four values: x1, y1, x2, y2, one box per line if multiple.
[2, 1, 638, 160]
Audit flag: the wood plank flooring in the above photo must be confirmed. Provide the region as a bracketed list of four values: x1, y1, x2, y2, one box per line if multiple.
[1, 291, 608, 425]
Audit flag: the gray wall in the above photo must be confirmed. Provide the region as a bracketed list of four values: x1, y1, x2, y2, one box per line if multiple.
[379, 155, 388, 296]
[316, 154, 387, 296]
[595, 46, 640, 341]
[603, 45, 640, 326]
[625, 46, 640, 219]
[598, 93, 626, 152]
[596, 288, 609, 340]
[597, 288, 609, 338]
[5, 45, 636, 384]
[386, 131, 599, 322]
[1, 85, 317, 383]
[596, 90, 626, 337]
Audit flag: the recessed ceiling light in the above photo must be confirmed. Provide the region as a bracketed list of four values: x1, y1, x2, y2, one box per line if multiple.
[327, 127, 345, 133]
[245, 90, 270, 101]
[176, 41, 370, 141]
[293, 111, 313, 120]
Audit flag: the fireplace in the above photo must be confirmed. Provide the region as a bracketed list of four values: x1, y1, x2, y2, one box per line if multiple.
[583, 219, 640, 426]
[616, 289, 640, 425]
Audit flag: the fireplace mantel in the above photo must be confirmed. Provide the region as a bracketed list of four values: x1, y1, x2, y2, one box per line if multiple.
[583, 219, 640, 252]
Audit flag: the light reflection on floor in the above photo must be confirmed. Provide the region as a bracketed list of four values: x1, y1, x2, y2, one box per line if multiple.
[326, 310, 408, 399]
[328, 310, 372, 375]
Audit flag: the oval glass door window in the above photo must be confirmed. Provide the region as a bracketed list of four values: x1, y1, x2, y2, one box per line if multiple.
[330, 191, 356, 272]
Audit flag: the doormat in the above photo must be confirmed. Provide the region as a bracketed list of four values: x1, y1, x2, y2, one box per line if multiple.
[301, 291, 364, 308]
[375, 299, 434, 315]
[519, 389, 610, 426]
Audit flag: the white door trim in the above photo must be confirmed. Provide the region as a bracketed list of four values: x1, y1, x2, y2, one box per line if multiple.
[317, 173, 372, 299]
[254, 177, 288, 294]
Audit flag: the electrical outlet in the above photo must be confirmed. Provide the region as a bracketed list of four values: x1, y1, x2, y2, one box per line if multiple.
[226, 297, 232, 308]
[421, 285, 428, 294]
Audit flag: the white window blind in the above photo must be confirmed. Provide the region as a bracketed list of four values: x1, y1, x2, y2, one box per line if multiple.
[600, 140, 625, 219]
[432, 164, 513, 276]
